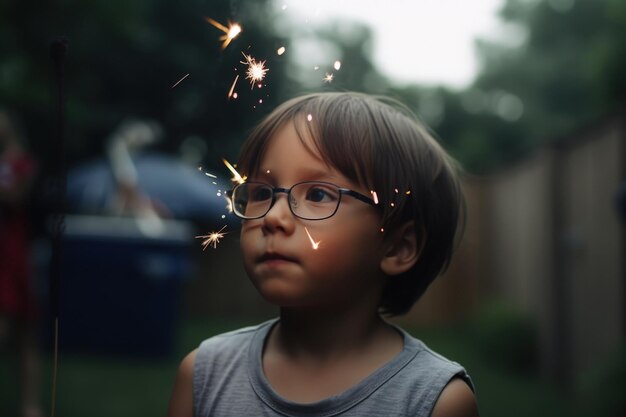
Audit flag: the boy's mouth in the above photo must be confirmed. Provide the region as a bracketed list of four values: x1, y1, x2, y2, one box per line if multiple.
[257, 252, 299, 264]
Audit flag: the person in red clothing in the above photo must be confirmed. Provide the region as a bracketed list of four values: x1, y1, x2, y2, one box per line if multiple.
[0, 109, 42, 417]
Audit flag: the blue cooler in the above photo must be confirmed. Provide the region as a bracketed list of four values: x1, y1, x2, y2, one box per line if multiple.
[58, 215, 191, 358]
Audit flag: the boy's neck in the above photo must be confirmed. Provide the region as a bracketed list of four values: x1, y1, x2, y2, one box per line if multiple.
[271, 305, 398, 362]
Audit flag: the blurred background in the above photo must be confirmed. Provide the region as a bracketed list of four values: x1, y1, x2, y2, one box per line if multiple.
[0, 0, 624, 415]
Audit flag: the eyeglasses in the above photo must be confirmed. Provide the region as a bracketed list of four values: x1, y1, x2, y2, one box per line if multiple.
[228, 181, 376, 220]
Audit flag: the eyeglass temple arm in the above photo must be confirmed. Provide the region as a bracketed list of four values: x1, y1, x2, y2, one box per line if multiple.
[340, 189, 376, 206]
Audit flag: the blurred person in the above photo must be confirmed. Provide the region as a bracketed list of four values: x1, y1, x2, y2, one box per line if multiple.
[0, 109, 42, 417]
[168, 93, 478, 416]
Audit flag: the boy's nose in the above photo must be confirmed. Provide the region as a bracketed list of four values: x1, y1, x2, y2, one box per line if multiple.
[262, 194, 295, 235]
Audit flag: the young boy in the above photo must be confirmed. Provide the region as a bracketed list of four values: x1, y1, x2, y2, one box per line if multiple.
[168, 92, 478, 416]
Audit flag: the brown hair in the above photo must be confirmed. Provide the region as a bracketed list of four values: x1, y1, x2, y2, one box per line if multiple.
[237, 92, 465, 316]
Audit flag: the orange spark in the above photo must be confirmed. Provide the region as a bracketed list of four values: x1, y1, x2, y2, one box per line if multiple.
[222, 158, 246, 184]
[370, 191, 379, 204]
[228, 75, 239, 99]
[304, 227, 321, 250]
[196, 225, 228, 250]
[205, 17, 242, 49]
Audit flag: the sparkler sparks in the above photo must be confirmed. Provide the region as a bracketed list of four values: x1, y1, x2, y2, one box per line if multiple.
[241, 52, 268, 89]
[171, 73, 189, 89]
[334, 60, 342, 70]
[228, 75, 239, 99]
[304, 227, 321, 250]
[196, 225, 228, 250]
[205, 17, 242, 49]
[370, 191, 379, 204]
[277, 46, 286, 55]
[222, 158, 246, 184]
[323, 72, 334, 83]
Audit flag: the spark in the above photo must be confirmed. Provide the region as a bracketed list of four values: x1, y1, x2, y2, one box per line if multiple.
[222, 158, 246, 184]
[204, 172, 217, 178]
[171, 73, 190, 89]
[323, 72, 334, 83]
[196, 225, 228, 250]
[370, 191, 379, 204]
[406, 190, 411, 195]
[334, 60, 341, 70]
[228, 75, 239, 99]
[314, 66, 319, 70]
[304, 227, 321, 250]
[277, 46, 286, 55]
[241, 52, 268, 89]
[205, 17, 242, 49]
[306, 114, 313, 122]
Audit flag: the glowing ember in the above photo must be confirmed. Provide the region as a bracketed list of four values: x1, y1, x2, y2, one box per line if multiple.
[196, 225, 228, 250]
[323, 72, 334, 83]
[304, 227, 321, 250]
[171, 73, 190, 89]
[406, 190, 411, 195]
[277, 46, 286, 55]
[370, 191, 379, 204]
[334, 60, 341, 70]
[228, 75, 239, 99]
[222, 158, 246, 184]
[205, 17, 242, 49]
[241, 52, 268, 89]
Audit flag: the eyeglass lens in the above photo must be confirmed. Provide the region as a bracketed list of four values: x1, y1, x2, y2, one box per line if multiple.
[233, 182, 341, 220]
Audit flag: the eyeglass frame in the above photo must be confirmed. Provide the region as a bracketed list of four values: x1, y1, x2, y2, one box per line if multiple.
[227, 180, 377, 220]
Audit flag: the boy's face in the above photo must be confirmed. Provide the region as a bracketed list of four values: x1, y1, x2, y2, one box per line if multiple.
[240, 121, 388, 310]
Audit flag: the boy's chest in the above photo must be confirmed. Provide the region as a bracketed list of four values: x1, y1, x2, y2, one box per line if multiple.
[262, 355, 385, 403]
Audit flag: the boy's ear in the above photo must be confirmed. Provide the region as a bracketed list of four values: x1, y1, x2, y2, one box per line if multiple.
[380, 221, 423, 276]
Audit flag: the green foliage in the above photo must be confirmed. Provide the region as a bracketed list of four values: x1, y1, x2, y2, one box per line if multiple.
[451, 0, 626, 172]
[470, 302, 540, 374]
[1, 0, 293, 171]
[576, 342, 626, 417]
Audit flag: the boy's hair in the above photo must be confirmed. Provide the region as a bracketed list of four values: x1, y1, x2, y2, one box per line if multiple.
[236, 92, 465, 316]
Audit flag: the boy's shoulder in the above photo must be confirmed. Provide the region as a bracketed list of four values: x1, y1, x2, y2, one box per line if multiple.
[394, 326, 474, 391]
[196, 318, 276, 361]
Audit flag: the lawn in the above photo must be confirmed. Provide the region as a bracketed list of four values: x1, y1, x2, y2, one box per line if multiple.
[0, 317, 578, 416]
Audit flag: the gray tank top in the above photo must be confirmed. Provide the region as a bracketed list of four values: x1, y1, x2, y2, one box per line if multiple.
[193, 318, 474, 416]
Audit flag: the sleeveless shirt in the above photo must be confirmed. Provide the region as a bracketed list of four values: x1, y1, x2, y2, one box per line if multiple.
[193, 318, 474, 417]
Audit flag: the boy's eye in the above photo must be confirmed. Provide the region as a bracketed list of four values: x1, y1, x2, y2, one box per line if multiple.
[304, 185, 338, 203]
[250, 186, 272, 201]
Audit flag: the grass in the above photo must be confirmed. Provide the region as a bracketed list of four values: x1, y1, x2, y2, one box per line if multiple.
[0, 317, 580, 417]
